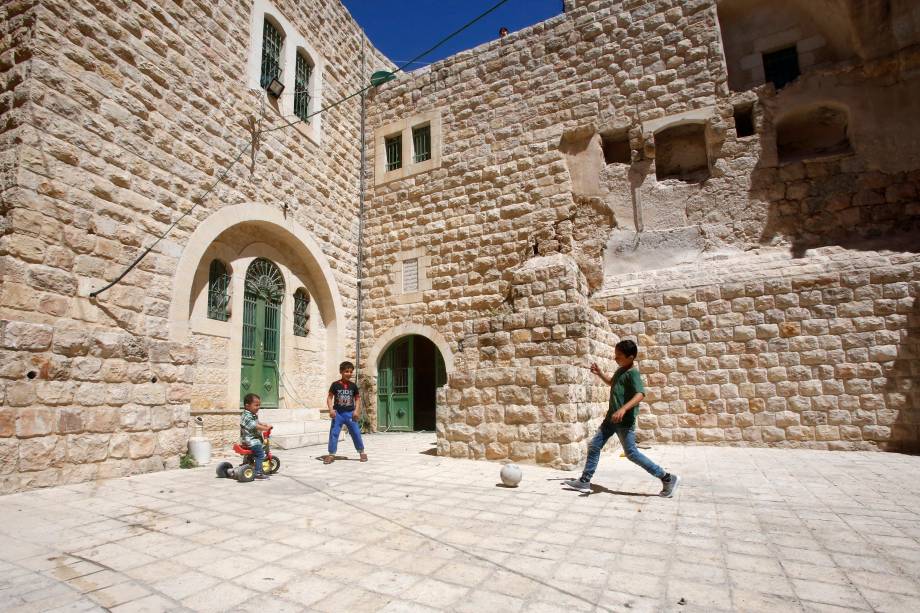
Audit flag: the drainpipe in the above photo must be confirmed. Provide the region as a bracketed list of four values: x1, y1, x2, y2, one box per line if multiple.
[355, 36, 367, 384]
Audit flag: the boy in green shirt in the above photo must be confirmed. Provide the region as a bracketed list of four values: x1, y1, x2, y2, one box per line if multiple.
[564, 340, 680, 497]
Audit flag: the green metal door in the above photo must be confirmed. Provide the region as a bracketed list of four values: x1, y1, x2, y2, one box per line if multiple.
[377, 337, 413, 431]
[240, 258, 284, 408]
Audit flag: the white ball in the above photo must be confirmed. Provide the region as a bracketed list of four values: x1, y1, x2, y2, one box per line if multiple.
[500, 463, 522, 487]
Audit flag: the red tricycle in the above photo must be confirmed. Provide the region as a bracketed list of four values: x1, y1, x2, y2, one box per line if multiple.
[216, 427, 281, 482]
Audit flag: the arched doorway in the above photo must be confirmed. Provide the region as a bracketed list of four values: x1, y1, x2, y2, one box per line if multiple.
[240, 258, 284, 408]
[377, 335, 446, 431]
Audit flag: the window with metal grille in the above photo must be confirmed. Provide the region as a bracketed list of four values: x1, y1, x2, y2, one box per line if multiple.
[402, 258, 419, 293]
[260, 19, 283, 89]
[207, 260, 231, 321]
[385, 134, 402, 171]
[294, 52, 312, 123]
[762, 46, 800, 91]
[293, 289, 310, 336]
[413, 125, 431, 163]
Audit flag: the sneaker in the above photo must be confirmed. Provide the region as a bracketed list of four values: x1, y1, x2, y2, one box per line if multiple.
[563, 478, 591, 493]
[659, 474, 680, 498]
[359, 453, 368, 462]
[254, 474, 270, 480]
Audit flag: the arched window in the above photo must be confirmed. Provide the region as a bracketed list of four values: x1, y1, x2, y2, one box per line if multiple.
[293, 289, 310, 337]
[294, 51, 313, 123]
[260, 18, 284, 88]
[207, 260, 231, 321]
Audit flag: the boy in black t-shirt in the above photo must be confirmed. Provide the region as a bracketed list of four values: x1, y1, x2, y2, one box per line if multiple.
[324, 361, 367, 465]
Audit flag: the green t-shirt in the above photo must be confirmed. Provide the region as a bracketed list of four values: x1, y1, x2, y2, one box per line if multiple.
[604, 366, 645, 430]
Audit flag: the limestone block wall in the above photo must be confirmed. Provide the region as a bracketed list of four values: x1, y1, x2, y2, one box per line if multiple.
[0, 0, 385, 492]
[361, 0, 920, 463]
[363, 0, 733, 385]
[593, 248, 920, 452]
[438, 255, 618, 468]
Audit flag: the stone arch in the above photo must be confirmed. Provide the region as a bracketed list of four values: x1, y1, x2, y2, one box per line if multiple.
[365, 323, 455, 379]
[168, 203, 345, 383]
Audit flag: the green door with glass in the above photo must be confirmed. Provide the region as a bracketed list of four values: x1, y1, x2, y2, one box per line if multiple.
[240, 258, 284, 408]
[377, 337, 413, 431]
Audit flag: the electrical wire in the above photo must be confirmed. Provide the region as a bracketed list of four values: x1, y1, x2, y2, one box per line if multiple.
[90, 0, 514, 298]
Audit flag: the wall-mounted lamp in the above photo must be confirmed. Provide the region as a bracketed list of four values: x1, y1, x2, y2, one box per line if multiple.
[266, 76, 285, 97]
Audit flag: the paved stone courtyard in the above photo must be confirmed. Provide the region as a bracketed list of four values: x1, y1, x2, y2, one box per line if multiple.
[2, 433, 920, 613]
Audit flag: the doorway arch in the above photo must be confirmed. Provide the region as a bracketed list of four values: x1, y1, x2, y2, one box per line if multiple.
[376, 335, 447, 431]
[368, 325, 454, 432]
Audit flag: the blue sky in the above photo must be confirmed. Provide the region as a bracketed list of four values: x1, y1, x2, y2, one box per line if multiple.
[341, 0, 564, 70]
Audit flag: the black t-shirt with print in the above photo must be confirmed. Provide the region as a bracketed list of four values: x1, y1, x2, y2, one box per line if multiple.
[329, 380, 359, 412]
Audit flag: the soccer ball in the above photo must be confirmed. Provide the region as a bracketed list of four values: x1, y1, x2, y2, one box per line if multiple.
[500, 463, 522, 487]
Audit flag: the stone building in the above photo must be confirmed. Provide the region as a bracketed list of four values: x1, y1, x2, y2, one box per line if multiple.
[1, 0, 919, 492]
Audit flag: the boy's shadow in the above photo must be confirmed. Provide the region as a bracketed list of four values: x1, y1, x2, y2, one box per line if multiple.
[314, 455, 359, 462]
[554, 479, 657, 497]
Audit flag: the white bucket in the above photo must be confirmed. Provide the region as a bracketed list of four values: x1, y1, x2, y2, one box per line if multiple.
[188, 437, 212, 465]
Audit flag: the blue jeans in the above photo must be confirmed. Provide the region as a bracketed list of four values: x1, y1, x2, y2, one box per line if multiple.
[328, 410, 364, 455]
[582, 425, 665, 481]
[249, 442, 266, 475]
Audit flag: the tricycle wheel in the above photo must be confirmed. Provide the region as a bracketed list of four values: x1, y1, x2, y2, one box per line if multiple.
[237, 465, 255, 482]
[216, 461, 233, 479]
[268, 457, 281, 474]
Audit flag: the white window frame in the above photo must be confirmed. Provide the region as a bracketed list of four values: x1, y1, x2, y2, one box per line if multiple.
[247, 0, 325, 145]
[375, 109, 442, 186]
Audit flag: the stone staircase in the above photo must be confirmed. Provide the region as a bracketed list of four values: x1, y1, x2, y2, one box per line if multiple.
[259, 408, 340, 450]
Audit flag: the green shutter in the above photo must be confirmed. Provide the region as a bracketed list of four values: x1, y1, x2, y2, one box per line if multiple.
[413, 125, 431, 163]
[207, 260, 230, 321]
[294, 53, 312, 122]
[260, 20, 283, 88]
[385, 134, 402, 171]
[293, 290, 310, 337]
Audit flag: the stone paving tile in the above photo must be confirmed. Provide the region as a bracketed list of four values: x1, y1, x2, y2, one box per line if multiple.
[1, 434, 920, 612]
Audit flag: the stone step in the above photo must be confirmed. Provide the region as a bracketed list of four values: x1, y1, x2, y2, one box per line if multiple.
[259, 408, 322, 422]
[271, 420, 341, 450]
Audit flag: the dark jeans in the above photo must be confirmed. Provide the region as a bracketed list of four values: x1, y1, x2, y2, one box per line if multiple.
[582, 425, 665, 481]
[328, 410, 364, 454]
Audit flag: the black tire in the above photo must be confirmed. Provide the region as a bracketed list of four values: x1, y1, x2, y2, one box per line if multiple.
[237, 465, 255, 482]
[268, 456, 281, 474]
[216, 461, 233, 479]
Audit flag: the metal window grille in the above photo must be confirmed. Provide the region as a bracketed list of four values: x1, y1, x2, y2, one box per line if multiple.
[392, 341, 410, 394]
[385, 134, 402, 171]
[260, 19, 283, 88]
[402, 258, 419, 293]
[207, 260, 231, 321]
[413, 125, 431, 163]
[762, 46, 800, 91]
[294, 53, 312, 123]
[293, 290, 310, 337]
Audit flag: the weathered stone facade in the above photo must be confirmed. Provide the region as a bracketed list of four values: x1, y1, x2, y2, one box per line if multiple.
[2, 0, 919, 491]
[0, 0, 386, 492]
[361, 0, 920, 466]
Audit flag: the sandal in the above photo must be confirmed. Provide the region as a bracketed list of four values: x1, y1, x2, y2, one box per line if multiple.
[323, 455, 334, 465]
[359, 453, 368, 462]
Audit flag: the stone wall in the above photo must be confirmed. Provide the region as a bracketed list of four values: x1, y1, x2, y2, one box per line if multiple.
[438, 255, 617, 467]
[363, 0, 730, 384]
[363, 0, 920, 462]
[0, 0, 382, 492]
[593, 248, 920, 452]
